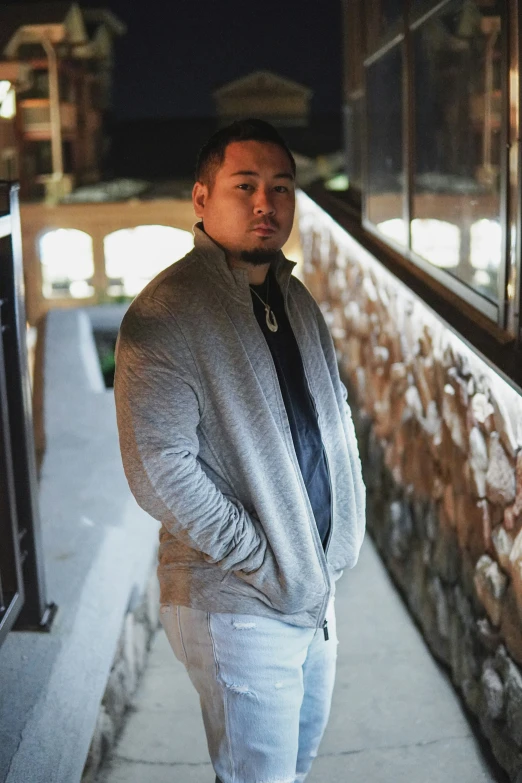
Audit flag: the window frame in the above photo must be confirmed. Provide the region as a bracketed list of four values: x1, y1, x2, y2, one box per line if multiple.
[341, 0, 366, 203]
[360, 0, 516, 335]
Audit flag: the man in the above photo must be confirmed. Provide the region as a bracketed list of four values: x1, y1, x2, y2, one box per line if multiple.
[114, 119, 366, 783]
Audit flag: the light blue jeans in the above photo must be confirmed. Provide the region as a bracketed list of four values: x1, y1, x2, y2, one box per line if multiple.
[159, 596, 337, 783]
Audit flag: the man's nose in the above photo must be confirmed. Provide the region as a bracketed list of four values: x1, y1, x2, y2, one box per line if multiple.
[253, 189, 276, 215]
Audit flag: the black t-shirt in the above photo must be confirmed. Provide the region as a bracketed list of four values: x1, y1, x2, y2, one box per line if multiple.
[250, 267, 331, 549]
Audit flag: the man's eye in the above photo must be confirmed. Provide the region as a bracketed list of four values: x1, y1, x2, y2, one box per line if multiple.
[237, 183, 253, 191]
[274, 186, 289, 193]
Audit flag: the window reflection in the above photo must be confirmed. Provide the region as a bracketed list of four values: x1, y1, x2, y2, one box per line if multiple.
[40, 229, 95, 299]
[469, 218, 501, 297]
[411, 219, 460, 268]
[380, 0, 403, 26]
[344, 98, 363, 192]
[366, 45, 405, 246]
[104, 225, 194, 297]
[412, 0, 502, 303]
[376, 218, 408, 245]
[367, 0, 404, 52]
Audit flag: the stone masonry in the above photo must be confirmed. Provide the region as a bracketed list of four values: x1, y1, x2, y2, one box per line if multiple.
[298, 191, 522, 782]
[81, 568, 160, 783]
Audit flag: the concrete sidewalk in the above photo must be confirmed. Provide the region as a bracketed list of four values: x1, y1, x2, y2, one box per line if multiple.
[98, 537, 508, 783]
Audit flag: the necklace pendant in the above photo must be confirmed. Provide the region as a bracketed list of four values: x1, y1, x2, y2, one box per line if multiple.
[265, 306, 278, 333]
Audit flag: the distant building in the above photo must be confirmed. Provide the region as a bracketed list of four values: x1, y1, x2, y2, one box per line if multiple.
[0, 1, 126, 201]
[213, 70, 313, 127]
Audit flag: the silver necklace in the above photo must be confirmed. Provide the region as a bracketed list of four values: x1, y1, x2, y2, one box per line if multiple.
[250, 275, 279, 333]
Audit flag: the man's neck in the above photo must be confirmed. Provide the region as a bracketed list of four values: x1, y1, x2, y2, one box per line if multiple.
[226, 255, 270, 285]
[198, 225, 274, 284]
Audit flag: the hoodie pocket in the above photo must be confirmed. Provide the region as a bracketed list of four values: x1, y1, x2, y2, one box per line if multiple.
[221, 544, 326, 615]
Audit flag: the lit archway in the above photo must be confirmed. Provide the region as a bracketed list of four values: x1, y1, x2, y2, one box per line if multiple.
[39, 228, 95, 299]
[104, 225, 194, 297]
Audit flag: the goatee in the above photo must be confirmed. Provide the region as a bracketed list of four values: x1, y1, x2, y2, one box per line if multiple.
[239, 248, 280, 267]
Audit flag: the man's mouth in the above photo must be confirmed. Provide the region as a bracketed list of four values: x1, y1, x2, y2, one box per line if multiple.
[251, 222, 278, 236]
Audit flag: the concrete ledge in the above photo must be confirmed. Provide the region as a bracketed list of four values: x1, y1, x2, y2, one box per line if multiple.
[0, 305, 160, 783]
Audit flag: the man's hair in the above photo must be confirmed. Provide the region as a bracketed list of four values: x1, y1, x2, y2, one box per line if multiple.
[195, 118, 296, 189]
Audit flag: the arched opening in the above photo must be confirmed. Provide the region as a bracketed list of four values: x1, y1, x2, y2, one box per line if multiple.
[104, 225, 194, 298]
[39, 228, 95, 299]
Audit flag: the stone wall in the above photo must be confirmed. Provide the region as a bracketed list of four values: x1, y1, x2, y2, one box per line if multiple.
[81, 569, 160, 783]
[297, 192, 522, 781]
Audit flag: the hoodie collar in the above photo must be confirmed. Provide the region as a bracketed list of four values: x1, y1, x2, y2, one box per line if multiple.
[192, 222, 296, 305]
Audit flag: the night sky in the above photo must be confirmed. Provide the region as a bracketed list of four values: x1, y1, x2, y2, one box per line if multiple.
[80, 0, 343, 120]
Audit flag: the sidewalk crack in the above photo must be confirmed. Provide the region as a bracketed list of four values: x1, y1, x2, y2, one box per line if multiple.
[112, 754, 213, 767]
[318, 733, 473, 758]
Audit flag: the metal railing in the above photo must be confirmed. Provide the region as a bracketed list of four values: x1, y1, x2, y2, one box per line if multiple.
[0, 181, 56, 649]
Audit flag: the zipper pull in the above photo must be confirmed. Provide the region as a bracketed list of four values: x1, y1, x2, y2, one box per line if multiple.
[323, 619, 329, 641]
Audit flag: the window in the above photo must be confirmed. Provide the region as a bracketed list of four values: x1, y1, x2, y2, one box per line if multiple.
[20, 69, 49, 100]
[359, 0, 508, 324]
[16, 43, 46, 61]
[0, 81, 15, 119]
[342, 0, 366, 195]
[412, 1, 503, 303]
[411, 219, 460, 268]
[62, 141, 74, 174]
[39, 229, 95, 299]
[59, 71, 74, 103]
[26, 141, 52, 176]
[104, 226, 194, 298]
[379, 0, 404, 26]
[90, 81, 103, 110]
[343, 99, 363, 193]
[366, 45, 405, 247]
[366, 0, 404, 51]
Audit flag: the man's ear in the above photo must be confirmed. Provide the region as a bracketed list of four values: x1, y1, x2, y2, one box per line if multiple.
[192, 181, 208, 218]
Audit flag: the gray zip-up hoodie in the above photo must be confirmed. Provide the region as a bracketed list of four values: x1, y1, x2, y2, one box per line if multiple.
[114, 224, 366, 630]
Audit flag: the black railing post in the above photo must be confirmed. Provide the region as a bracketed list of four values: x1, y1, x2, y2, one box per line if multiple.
[0, 181, 56, 635]
[0, 284, 25, 645]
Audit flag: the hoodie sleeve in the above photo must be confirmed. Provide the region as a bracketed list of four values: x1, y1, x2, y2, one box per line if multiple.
[113, 295, 266, 573]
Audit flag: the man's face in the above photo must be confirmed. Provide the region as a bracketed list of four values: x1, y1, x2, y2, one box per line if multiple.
[192, 140, 295, 261]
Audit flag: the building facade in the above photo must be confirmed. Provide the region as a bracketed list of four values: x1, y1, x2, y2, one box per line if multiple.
[213, 69, 312, 127]
[0, 2, 125, 201]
